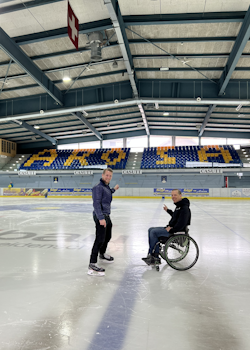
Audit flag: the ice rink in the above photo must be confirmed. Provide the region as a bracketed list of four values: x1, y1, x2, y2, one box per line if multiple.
[0, 196, 249, 350]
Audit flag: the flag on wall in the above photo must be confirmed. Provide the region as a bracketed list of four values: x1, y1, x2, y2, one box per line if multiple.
[68, 1, 79, 50]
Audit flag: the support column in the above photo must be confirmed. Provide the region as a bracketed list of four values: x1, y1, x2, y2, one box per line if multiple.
[100, 139, 103, 149]
[147, 135, 150, 148]
[198, 136, 201, 146]
[123, 138, 127, 148]
[172, 136, 176, 147]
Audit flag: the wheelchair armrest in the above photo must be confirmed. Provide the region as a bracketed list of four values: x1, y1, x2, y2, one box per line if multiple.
[176, 226, 189, 235]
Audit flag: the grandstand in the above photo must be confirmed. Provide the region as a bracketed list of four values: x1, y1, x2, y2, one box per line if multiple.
[20, 148, 130, 170]
[18, 145, 242, 171]
[141, 145, 242, 169]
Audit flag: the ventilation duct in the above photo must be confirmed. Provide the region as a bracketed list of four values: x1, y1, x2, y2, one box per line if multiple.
[88, 31, 103, 61]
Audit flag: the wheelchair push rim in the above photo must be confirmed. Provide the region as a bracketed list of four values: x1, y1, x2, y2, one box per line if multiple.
[164, 234, 199, 271]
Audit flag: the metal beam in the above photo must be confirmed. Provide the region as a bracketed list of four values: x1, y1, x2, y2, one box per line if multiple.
[0, 28, 63, 106]
[72, 112, 103, 141]
[219, 6, 250, 96]
[4, 66, 250, 90]
[198, 104, 217, 136]
[104, 0, 137, 96]
[0, 69, 127, 89]
[1, 97, 250, 124]
[129, 37, 237, 44]
[16, 126, 250, 151]
[0, 0, 64, 14]
[123, 12, 246, 26]
[136, 67, 250, 72]
[133, 54, 233, 59]
[12, 120, 57, 145]
[0, 59, 12, 96]
[13, 20, 113, 45]
[104, 0, 150, 135]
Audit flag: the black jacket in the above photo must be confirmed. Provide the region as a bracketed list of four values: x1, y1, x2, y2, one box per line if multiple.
[92, 178, 115, 220]
[167, 198, 191, 234]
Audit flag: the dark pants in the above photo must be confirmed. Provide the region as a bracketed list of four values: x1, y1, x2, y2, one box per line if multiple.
[148, 227, 172, 256]
[90, 214, 112, 264]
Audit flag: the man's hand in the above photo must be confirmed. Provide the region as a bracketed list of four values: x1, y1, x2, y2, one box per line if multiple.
[114, 184, 119, 191]
[99, 219, 106, 227]
[166, 226, 172, 232]
[163, 204, 168, 211]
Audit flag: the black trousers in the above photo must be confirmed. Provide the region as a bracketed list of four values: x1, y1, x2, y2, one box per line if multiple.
[90, 214, 112, 264]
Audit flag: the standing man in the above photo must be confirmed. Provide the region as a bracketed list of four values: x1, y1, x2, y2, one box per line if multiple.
[142, 189, 191, 265]
[88, 168, 119, 276]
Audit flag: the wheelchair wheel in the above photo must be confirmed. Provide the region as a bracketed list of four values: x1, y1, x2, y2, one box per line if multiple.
[159, 244, 166, 260]
[164, 234, 199, 271]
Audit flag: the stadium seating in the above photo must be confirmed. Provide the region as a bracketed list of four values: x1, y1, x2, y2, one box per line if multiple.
[140, 145, 242, 169]
[20, 148, 130, 170]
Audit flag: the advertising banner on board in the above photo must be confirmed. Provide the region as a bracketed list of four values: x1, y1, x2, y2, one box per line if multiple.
[154, 188, 209, 197]
[3, 188, 48, 196]
[3, 188, 92, 196]
[48, 188, 92, 196]
[230, 188, 250, 197]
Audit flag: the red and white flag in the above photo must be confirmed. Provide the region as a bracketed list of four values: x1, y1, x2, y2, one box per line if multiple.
[68, 1, 79, 50]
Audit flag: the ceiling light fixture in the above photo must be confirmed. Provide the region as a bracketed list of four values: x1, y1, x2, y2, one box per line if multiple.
[160, 67, 169, 71]
[63, 76, 71, 82]
[63, 70, 71, 82]
[163, 112, 169, 116]
[34, 125, 40, 129]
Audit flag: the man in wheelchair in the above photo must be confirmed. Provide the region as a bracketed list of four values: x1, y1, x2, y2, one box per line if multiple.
[142, 189, 191, 265]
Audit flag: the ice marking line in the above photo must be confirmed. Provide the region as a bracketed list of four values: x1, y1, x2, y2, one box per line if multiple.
[19, 219, 34, 225]
[193, 203, 250, 244]
[86, 267, 144, 350]
[86, 200, 164, 350]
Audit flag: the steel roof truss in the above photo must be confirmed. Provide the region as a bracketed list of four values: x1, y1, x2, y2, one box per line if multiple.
[72, 112, 102, 140]
[219, 6, 250, 96]
[104, 0, 149, 135]
[0, 28, 63, 106]
[12, 120, 57, 145]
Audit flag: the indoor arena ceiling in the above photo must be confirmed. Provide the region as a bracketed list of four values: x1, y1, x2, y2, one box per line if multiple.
[1, 0, 250, 150]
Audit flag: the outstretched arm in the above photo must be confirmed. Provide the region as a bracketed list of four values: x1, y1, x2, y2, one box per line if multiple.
[163, 204, 173, 216]
[111, 184, 119, 193]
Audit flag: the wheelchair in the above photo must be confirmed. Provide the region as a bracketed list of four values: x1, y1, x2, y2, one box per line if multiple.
[152, 228, 199, 271]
